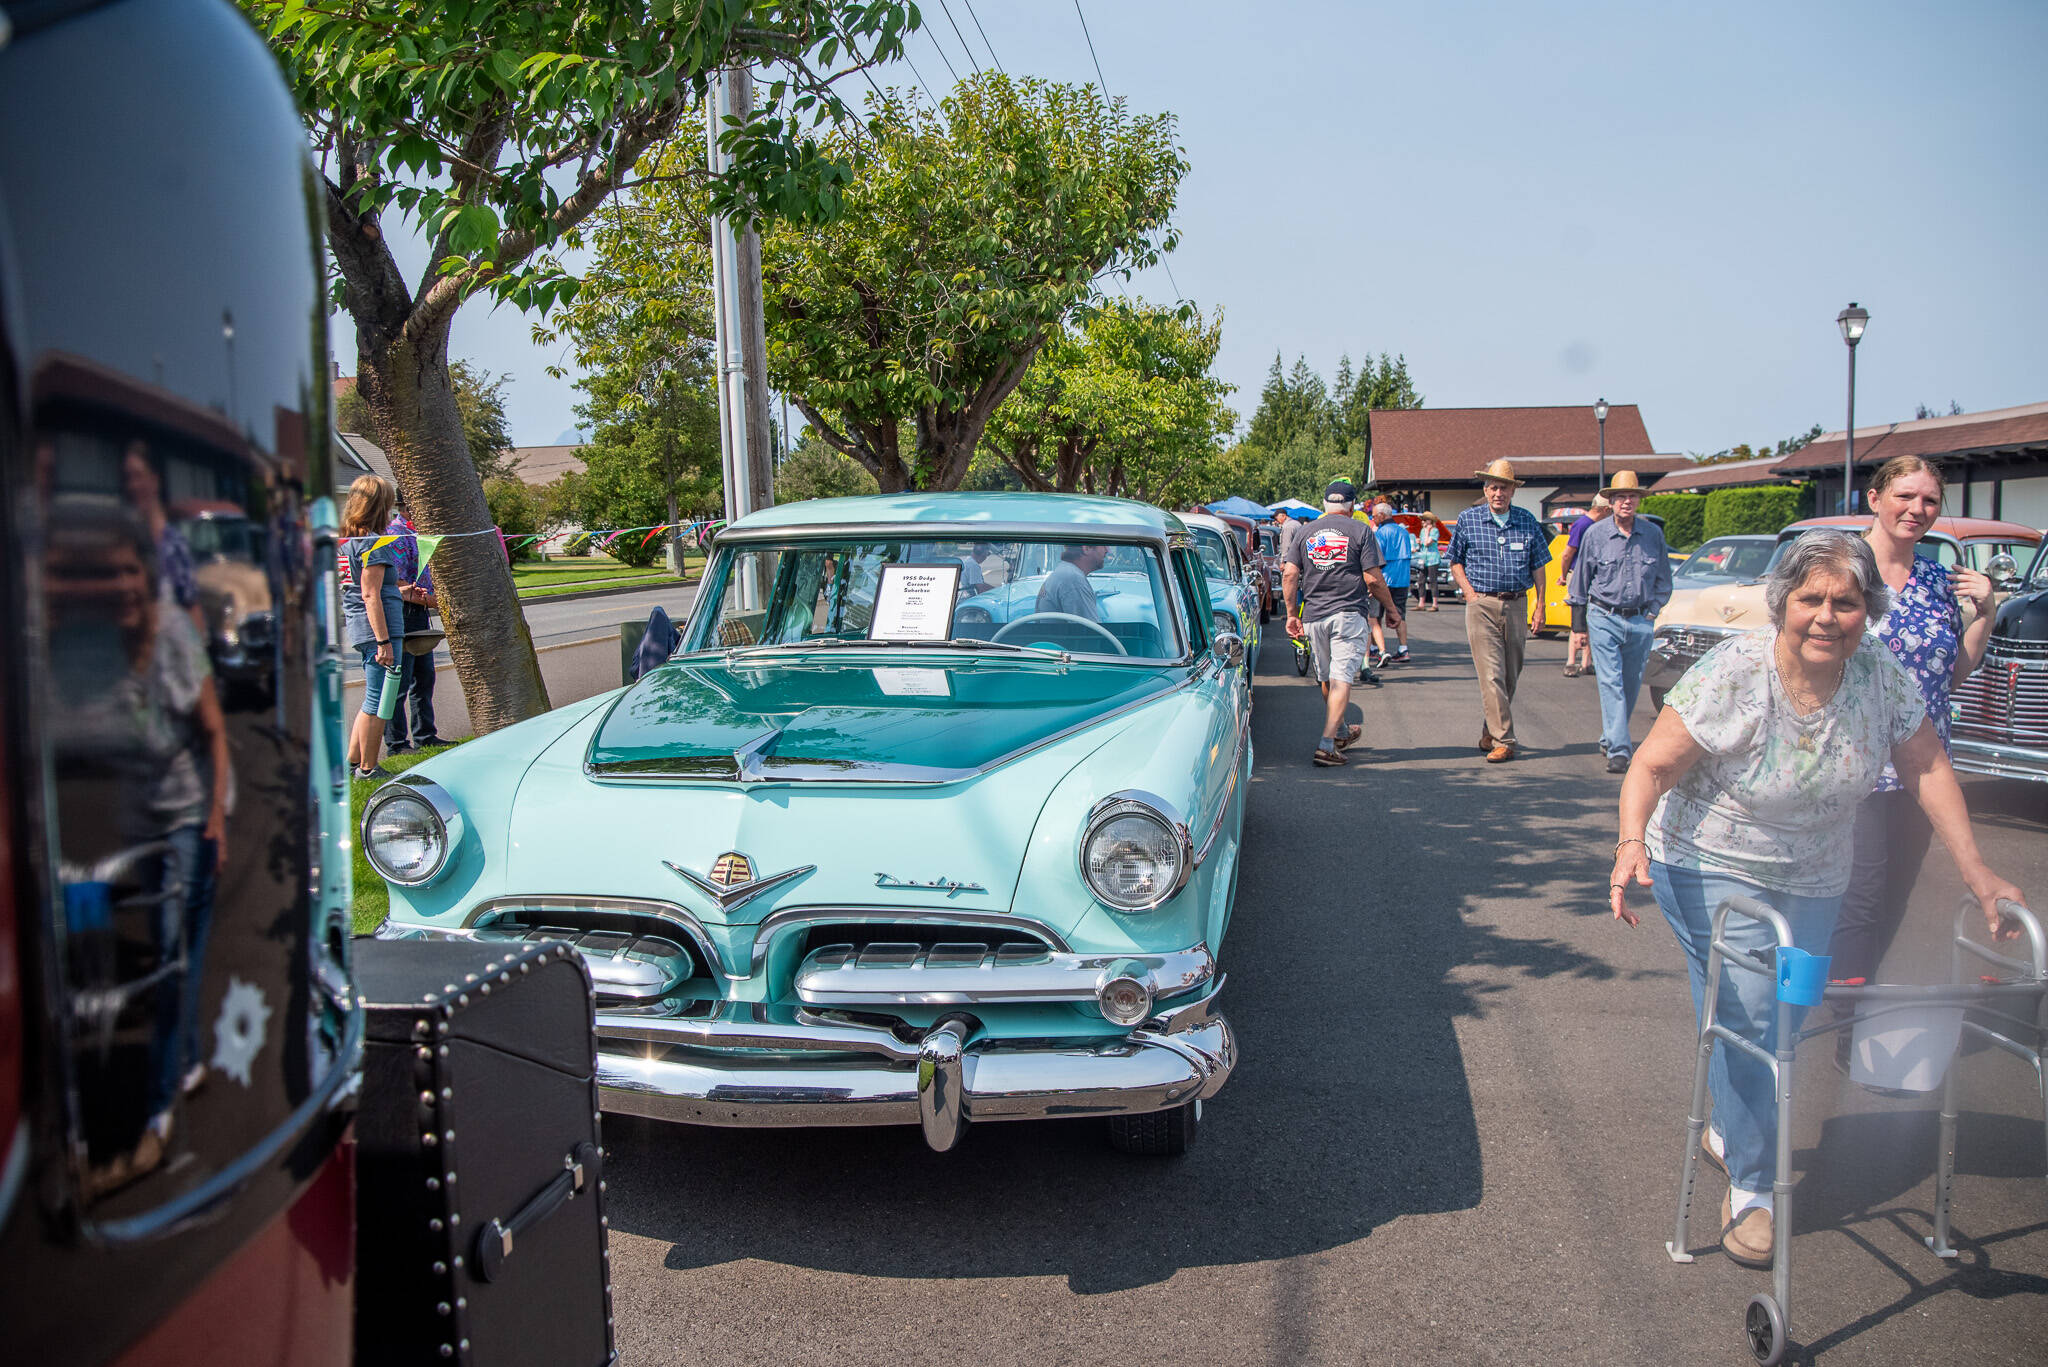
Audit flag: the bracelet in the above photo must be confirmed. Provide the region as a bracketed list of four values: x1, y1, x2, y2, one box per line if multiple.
[375, 638, 391, 645]
[1614, 837, 1648, 855]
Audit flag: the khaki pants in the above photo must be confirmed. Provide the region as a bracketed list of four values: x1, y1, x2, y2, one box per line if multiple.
[1465, 592, 1526, 747]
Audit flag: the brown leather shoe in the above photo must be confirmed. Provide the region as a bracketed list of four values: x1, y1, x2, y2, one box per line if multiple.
[1720, 1191, 1773, 1269]
[1485, 743, 1515, 763]
[1335, 723, 1363, 750]
[1478, 728, 1494, 754]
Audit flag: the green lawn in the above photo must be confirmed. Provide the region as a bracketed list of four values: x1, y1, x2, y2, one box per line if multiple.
[351, 741, 464, 936]
[513, 554, 690, 587]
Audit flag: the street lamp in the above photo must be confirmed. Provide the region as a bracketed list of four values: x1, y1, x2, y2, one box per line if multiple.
[1594, 397, 1609, 489]
[1837, 302, 1869, 514]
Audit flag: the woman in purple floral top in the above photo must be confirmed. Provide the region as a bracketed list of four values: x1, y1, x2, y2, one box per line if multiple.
[1828, 455, 1999, 991]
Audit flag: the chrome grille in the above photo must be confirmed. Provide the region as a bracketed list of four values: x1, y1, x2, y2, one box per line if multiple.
[1655, 624, 1733, 661]
[1953, 638, 2048, 748]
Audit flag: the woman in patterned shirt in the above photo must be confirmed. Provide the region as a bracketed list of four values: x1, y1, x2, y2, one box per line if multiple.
[1606, 531, 2025, 1272]
[1827, 455, 1998, 1003]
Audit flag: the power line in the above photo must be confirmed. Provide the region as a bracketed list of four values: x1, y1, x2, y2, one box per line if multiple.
[936, 0, 982, 76]
[960, 0, 1004, 73]
[923, 24, 961, 86]
[1072, 0, 1108, 94]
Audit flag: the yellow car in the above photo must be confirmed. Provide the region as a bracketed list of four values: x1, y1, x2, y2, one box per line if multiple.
[1528, 510, 1680, 636]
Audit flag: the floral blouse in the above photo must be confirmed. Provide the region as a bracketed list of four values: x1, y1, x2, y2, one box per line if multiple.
[1648, 631, 1926, 897]
[1868, 554, 1960, 793]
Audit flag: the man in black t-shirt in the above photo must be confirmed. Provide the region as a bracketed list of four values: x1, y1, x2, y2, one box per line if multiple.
[1282, 480, 1404, 767]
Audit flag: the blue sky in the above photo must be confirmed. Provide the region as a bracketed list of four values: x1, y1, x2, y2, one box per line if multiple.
[340, 0, 2048, 457]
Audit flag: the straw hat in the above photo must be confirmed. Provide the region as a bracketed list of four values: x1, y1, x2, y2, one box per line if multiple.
[1600, 470, 1649, 499]
[1473, 458, 1523, 487]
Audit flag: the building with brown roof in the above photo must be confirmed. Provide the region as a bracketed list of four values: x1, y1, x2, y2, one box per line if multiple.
[1771, 400, 2048, 527]
[1366, 404, 1688, 516]
[1648, 453, 1791, 494]
[502, 443, 587, 485]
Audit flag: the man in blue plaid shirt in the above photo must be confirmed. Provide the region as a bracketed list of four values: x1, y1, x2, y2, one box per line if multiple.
[1447, 459, 1550, 762]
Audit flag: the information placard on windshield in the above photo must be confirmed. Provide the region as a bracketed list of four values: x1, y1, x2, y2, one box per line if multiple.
[868, 564, 960, 642]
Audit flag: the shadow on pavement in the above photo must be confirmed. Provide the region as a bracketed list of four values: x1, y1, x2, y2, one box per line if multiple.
[606, 633, 1634, 1293]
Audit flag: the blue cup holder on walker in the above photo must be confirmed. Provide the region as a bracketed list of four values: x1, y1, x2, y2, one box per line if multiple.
[1776, 947, 1831, 1006]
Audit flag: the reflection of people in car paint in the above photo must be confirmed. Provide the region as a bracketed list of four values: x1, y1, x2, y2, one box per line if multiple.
[43, 495, 230, 1193]
[1036, 544, 1106, 620]
[121, 441, 206, 636]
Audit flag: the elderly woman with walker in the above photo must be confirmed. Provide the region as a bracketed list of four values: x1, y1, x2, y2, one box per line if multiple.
[1607, 531, 2028, 1282]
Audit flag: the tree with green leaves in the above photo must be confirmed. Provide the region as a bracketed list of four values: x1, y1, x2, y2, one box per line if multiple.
[243, 0, 919, 730]
[336, 358, 515, 482]
[763, 72, 1186, 492]
[774, 428, 881, 501]
[982, 300, 1233, 505]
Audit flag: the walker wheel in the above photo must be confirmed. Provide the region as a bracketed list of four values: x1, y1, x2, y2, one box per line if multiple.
[1744, 1293, 1786, 1366]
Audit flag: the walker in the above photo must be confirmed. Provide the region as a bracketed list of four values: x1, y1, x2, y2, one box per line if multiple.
[1665, 894, 2047, 1365]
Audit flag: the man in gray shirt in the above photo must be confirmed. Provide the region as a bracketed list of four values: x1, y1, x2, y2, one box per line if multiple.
[1567, 471, 1672, 772]
[1283, 481, 1402, 767]
[1036, 543, 1105, 620]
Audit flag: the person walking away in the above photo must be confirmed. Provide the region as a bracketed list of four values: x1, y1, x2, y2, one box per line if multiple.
[337, 475, 403, 779]
[1569, 473, 1671, 772]
[380, 495, 421, 752]
[1283, 481, 1403, 766]
[1826, 455, 1998, 1063]
[1609, 530, 2027, 1269]
[1371, 502, 1414, 663]
[1446, 460, 1549, 762]
[1558, 495, 1612, 677]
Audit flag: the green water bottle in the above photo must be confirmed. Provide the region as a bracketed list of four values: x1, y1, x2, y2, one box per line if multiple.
[375, 658, 402, 720]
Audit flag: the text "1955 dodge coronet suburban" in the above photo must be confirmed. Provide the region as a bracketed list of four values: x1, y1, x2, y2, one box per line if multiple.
[368, 494, 1247, 1154]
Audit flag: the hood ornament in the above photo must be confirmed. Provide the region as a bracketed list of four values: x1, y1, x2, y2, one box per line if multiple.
[666, 850, 814, 910]
[875, 873, 987, 897]
[1718, 604, 1744, 622]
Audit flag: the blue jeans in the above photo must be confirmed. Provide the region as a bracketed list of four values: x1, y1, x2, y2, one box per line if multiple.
[1588, 605, 1654, 759]
[1652, 862, 1841, 1195]
[150, 824, 218, 1116]
[357, 641, 397, 717]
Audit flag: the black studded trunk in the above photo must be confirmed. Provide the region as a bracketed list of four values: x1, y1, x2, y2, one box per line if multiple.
[354, 937, 614, 1366]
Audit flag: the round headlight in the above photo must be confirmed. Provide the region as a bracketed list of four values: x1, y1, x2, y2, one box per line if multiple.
[363, 784, 460, 886]
[1211, 610, 1236, 639]
[1080, 793, 1191, 913]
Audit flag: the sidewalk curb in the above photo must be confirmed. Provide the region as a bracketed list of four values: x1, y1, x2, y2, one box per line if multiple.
[516, 576, 695, 606]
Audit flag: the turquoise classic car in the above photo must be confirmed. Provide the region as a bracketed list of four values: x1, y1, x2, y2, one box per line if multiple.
[1179, 510, 1263, 680]
[367, 493, 1247, 1155]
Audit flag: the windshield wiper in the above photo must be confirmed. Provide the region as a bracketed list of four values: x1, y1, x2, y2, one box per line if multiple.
[722, 636, 1068, 662]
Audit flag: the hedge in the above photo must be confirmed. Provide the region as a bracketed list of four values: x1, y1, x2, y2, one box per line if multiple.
[1702, 485, 1808, 540]
[1641, 493, 1706, 550]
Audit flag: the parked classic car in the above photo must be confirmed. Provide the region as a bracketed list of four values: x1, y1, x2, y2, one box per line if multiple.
[1180, 509, 1264, 666]
[1951, 533, 2048, 783]
[370, 493, 1246, 1154]
[1671, 534, 1776, 591]
[1217, 511, 1276, 619]
[1253, 523, 1283, 614]
[1646, 515, 2044, 708]
[1528, 508, 1668, 635]
[173, 499, 279, 699]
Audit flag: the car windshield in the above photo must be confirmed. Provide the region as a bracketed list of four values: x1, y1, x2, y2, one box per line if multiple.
[1258, 529, 1277, 555]
[178, 514, 264, 562]
[689, 535, 1185, 661]
[1189, 527, 1234, 581]
[1678, 538, 1775, 582]
[2028, 539, 2048, 590]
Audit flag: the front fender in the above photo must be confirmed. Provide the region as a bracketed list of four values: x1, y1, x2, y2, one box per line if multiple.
[1012, 672, 1245, 958]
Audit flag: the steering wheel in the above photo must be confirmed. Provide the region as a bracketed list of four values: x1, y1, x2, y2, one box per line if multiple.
[992, 611, 1126, 655]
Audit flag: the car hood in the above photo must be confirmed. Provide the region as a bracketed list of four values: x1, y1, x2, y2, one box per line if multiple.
[498, 659, 1186, 924]
[585, 655, 1183, 782]
[1670, 579, 1767, 631]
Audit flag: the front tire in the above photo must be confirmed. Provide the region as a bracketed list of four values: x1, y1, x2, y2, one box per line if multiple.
[1107, 1098, 1202, 1156]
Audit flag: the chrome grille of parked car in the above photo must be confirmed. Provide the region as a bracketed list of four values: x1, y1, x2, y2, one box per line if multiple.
[1953, 638, 2048, 747]
[1655, 624, 1733, 661]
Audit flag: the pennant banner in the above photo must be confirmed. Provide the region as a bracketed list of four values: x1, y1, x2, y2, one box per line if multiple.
[414, 534, 443, 569]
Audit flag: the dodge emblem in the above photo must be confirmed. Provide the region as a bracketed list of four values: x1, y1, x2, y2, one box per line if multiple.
[665, 850, 814, 910]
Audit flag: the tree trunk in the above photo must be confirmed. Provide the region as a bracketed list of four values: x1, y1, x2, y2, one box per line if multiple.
[357, 316, 551, 733]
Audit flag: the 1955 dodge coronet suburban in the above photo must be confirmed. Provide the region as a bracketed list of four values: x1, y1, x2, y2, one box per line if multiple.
[367, 493, 1247, 1154]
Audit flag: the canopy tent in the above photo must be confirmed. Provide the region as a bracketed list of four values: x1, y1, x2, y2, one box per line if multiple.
[1205, 495, 1273, 521]
[1268, 498, 1319, 517]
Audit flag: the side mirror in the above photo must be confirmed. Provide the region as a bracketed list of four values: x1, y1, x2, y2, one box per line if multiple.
[1211, 632, 1245, 669]
[1985, 553, 2020, 589]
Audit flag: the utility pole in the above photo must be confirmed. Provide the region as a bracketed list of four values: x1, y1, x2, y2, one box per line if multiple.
[707, 67, 775, 528]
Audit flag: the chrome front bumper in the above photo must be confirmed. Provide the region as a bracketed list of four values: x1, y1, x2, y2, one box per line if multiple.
[593, 985, 1235, 1152]
[1951, 737, 2048, 784]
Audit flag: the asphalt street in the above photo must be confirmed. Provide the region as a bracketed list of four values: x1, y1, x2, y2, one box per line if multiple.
[596, 608, 2048, 1367]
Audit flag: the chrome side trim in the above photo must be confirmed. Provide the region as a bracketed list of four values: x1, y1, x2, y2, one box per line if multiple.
[458, 895, 734, 982]
[1195, 718, 1249, 868]
[793, 942, 1215, 1007]
[1950, 737, 2048, 784]
[748, 906, 1073, 977]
